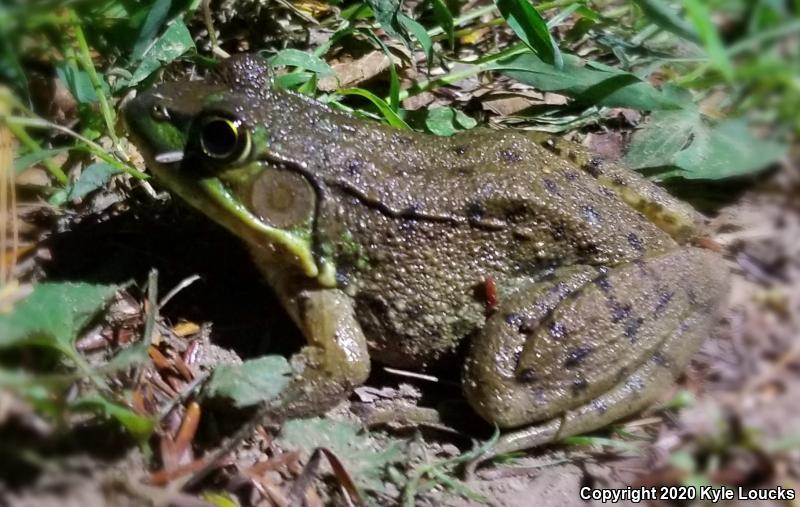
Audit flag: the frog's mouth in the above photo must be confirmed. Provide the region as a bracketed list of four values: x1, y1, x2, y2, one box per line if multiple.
[155, 163, 337, 286]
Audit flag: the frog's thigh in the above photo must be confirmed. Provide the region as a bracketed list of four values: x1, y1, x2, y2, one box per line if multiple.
[463, 248, 725, 453]
[277, 289, 371, 417]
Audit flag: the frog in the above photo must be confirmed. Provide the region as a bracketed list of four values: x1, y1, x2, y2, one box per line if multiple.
[123, 54, 728, 464]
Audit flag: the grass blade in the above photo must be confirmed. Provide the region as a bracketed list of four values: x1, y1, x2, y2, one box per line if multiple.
[495, 0, 562, 68]
[683, 0, 734, 83]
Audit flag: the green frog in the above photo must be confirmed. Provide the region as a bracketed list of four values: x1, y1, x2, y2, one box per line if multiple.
[124, 54, 727, 462]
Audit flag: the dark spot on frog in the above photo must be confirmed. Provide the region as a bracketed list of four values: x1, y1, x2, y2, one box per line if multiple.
[601, 187, 617, 199]
[577, 241, 600, 258]
[565, 171, 579, 180]
[686, 288, 698, 306]
[517, 367, 538, 383]
[391, 133, 413, 145]
[335, 271, 352, 287]
[564, 345, 594, 368]
[550, 222, 567, 241]
[453, 165, 475, 176]
[498, 147, 523, 163]
[678, 321, 691, 334]
[582, 205, 602, 225]
[651, 351, 671, 368]
[465, 201, 484, 221]
[504, 312, 524, 327]
[613, 176, 627, 187]
[505, 204, 529, 224]
[592, 399, 608, 414]
[627, 232, 644, 253]
[451, 145, 468, 156]
[653, 289, 675, 318]
[549, 321, 568, 340]
[584, 158, 604, 177]
[624, 316, 645, 342]
[518, 316, 540, 334]
[543, 178, 558, 194]
[625, 375, 645, 394]
[610, 301, 631, 323]
[345, 158, 363, 177]
[594, 275, 612, 293]
[571, 377, 589, 395]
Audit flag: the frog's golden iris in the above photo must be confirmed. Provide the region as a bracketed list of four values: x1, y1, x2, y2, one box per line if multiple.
[197, 116, 251, 164]
[124, 54, 728, 465]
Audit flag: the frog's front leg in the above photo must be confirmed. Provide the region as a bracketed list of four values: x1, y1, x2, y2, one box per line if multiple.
[463, 248, 727, 470]
[272, 287, 371, 417]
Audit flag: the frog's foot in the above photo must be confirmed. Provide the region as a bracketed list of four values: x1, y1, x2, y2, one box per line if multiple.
[274, 288, 371, 417]
[462, 247, 727, 475]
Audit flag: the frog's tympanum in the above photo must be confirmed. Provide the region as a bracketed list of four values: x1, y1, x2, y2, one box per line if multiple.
[124, 54, 728, 460]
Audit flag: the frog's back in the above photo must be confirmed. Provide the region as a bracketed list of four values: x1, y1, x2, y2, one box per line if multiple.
[252, 94, 689, 367]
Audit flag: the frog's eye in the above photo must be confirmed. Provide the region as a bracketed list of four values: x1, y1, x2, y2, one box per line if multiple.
[199, 116, 251, 163]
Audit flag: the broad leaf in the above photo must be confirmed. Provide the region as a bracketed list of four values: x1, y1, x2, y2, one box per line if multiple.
[0, 282, 118, 353]
[423, 107, 477, 136]
[365, 0, 411, 46]
[271, 48, 334, 77]
[131, 0, 173, 61]
[625, 110, 787, 179]
[123, 20, 194, 89]
[279, 418, 405, 492]
[204, 356, 292, 408]
[496, 52, 687, 111]
[66, 162, 120, 201]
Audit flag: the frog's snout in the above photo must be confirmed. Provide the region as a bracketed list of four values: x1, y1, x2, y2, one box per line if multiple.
[123, 90, 189, 165]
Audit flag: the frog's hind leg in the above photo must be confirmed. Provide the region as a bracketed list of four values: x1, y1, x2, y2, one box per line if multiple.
[462, 247, 727, 472]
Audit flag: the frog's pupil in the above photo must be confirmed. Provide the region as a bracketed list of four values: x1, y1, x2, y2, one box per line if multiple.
[201, 119, 238, 158]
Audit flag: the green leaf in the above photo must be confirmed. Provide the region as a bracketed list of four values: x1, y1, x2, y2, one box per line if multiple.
[337, 88, 411, 129]
[632, 0, 699, 43]
[55, 62, 109, 104]
[131, 0, 173, 61]
[431, 0, 455, 47]
[14, 147, 70, 174]
[124, 20, 194, 89]
[279, 418, 405, 492]
[65, 162, 119, 201]
[204, 356, 292, 408]
[683, 0, 734, 82]
[495, 52, 687, 111]
[398, 13, 434, 65]
[625, 110, 788, 179]
[270, 48, 334, 77]
[495, 0, 562, 68]
[423, 107, 477, 136]
[0, 282, 118, 353]
[72, 394, 154, 443]
[672, 119, 786, 179]
[624, 109, 697, 169]
[273, 71, 316, 90]
[365, 0, 411, 46]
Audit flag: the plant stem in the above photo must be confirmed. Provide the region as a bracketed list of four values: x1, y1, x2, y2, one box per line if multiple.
[4, 116, 147, 180]
[69, 10, 128, 162]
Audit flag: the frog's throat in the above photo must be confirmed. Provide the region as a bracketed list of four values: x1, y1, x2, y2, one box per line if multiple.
[194, 177, 336, 287]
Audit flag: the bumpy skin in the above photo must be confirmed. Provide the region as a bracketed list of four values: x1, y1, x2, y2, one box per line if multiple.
[124, 55, 728, 455]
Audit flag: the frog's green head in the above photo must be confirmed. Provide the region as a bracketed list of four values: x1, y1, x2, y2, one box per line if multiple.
[124, 54, 334, 285]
